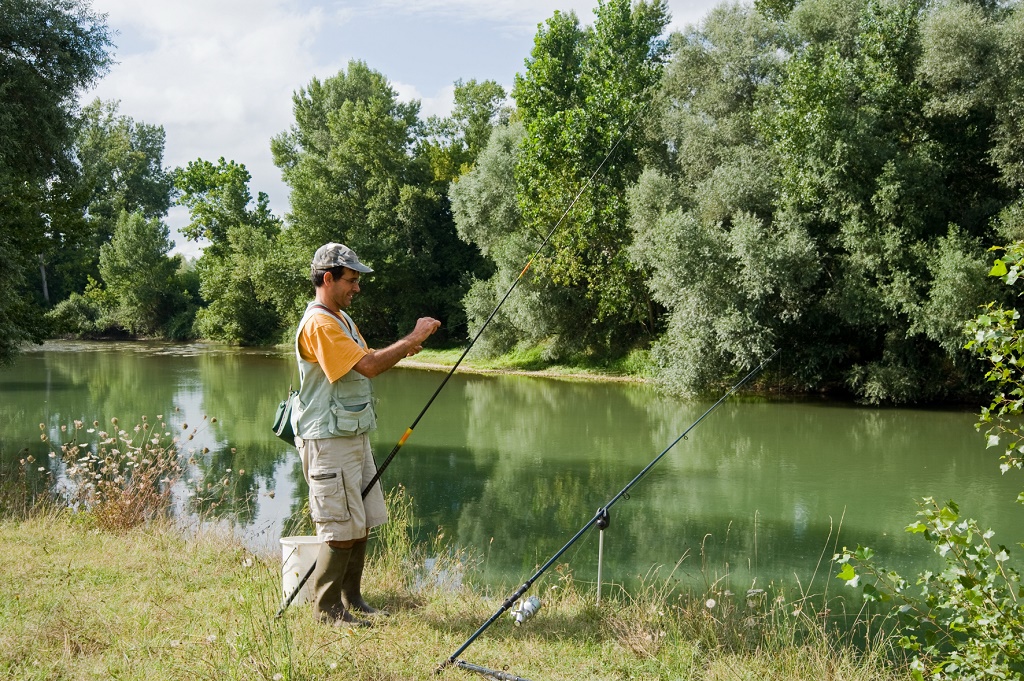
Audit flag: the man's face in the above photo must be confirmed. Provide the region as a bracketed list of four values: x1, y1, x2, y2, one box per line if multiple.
[327, 267, 362, 309]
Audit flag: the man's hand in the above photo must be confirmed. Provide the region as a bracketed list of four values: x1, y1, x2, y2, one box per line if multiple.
[411, 317, 441, 341]
[404, 317, 440, 356]
[353, 317, 442, 377]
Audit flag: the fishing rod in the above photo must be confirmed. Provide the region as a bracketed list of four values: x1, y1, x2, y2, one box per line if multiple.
[275, 99, 650, 620]
[436, 349, 780, 678]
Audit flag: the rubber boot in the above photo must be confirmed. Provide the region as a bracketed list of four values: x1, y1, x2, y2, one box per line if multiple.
[311, 543, 371, 627]
[341, 540, 389, 616]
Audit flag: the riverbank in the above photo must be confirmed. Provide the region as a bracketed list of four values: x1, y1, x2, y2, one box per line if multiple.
[397, 346, 652, 383]
[1, 503, 904, 680]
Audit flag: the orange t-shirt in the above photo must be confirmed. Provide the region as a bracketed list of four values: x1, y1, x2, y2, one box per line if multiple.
[298, 311, 370, 383]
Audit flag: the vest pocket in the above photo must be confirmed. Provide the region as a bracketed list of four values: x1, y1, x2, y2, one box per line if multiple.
[329, 402, 376, 437]
[308, 467, 351, 522]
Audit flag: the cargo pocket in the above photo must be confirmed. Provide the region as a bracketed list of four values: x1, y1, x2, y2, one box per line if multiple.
[329, 402, 376, 437]
[308, 467, 350, 522]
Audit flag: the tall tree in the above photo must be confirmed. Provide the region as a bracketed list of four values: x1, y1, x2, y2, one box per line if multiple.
[513, 0, 669, 352]
[272, 60, 487, 341]
[628, 0, 1019, 403]
[452, 0, 670, 359]
[45, 99, 174, 305]
[0, 0, 111, 364]
[174, 158, 284, 344]
[98, 211, 180, 336]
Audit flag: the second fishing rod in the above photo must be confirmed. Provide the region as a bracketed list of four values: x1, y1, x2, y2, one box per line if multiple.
[275, 101, 650, 619]
[436, 348, 781, 678]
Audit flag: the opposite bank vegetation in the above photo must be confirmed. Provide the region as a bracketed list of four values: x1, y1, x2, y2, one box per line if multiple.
[6, 0, 1024, 406]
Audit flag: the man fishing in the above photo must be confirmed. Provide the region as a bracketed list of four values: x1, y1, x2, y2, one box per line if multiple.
[292, 242, 440, 627]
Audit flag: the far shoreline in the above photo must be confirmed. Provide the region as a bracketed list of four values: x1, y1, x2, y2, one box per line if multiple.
[395, 357, 648, 383]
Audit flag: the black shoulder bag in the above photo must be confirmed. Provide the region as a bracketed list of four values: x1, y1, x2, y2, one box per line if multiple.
[272, 388, 298, 443]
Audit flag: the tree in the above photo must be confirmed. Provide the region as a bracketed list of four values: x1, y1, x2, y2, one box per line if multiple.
[272, 60, 487, 341]
[174, 158, 284, 345]
[513, 0, 669, 352]
[760, 0, 1006, 401]
[628, 0, 1017, 402]
[98, 211, 180, 335]
[0, 0, 111, 364]
[44, 99, 174, 305]
[452, 0, 670, 360]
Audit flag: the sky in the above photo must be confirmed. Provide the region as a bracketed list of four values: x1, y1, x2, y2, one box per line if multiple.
[81, 0, 723, 257]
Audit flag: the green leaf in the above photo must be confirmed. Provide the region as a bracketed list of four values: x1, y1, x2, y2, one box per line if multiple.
[837, 563, 857, 582]
[862, 583, 881, 602]
[990, 260, 1008, 277]
[855, 546, 875, 561]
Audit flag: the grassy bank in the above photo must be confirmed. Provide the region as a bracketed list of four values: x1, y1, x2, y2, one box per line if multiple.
[1, 496, 906, 681]
[402, 346, 654, 382]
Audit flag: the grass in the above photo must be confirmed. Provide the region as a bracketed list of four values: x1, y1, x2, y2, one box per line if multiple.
[0, 485, 909, 681]
[406, 345, 655, 382]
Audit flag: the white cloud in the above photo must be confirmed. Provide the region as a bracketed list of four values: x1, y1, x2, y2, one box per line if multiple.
[84, 0, 345, 252]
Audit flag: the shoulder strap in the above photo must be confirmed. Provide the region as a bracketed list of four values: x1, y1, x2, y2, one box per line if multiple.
[308, 303, 362, 346]
[310, 303, 349, 329]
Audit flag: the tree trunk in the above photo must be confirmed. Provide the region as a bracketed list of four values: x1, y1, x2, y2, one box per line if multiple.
[38, 253, 49, 305]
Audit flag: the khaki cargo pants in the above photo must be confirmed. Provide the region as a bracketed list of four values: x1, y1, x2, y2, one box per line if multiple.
[298, 434, 388, 542]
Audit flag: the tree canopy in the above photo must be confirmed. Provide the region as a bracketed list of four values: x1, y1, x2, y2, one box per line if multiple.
[271, 60, 489, 342]
[6, 0, 1024, 405]
[0, 0, 111, 364]
[624, 0, 1023, 402]
[453, 0, 671, 358]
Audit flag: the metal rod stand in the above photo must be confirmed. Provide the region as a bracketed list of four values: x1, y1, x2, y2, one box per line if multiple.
[595, 507, 610, 606]
[454, 660, 532, 681]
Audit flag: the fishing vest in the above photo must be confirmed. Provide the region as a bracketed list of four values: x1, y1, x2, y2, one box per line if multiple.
[292, 302, 377, 440]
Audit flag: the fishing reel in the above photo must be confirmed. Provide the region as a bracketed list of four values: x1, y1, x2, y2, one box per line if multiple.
[509, 595, 541, 626]
[596, 507, 610, 530]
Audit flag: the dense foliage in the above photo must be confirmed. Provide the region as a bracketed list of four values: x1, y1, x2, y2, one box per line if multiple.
[0, 0, 111, 364]
[174, 158, 285, 344]
[623, 0, 1024, 401]
[269, 61, 492, 342]
[452, 0, 670, 357]
[5, 0, 1024, 404]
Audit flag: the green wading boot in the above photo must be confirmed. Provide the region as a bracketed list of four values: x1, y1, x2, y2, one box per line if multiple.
[341, 540, 390, 616]
[311, 543, 371, 627]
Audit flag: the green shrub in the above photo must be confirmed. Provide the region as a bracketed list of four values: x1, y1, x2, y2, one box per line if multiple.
[836, 499, 1023, 680]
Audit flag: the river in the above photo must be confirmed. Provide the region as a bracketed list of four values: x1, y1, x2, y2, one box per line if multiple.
[2, 341, 1022, 598]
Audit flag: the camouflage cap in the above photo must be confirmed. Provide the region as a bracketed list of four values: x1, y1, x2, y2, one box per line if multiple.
[310, 243, 373, 274]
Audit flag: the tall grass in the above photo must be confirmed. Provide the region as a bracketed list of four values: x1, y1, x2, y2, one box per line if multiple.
[39, 413, 230, 532]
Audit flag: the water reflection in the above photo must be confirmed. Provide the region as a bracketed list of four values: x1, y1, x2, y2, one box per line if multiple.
[2, 342, 1022, 595]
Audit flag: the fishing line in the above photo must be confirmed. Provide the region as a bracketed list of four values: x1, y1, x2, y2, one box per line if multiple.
[276, 95, 652, 619]
[436, 349, 780, 678]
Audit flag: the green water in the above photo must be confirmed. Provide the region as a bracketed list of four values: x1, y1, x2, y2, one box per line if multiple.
[3, 341, 1022, 596]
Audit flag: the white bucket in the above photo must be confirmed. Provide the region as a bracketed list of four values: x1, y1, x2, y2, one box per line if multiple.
[280, 536, 321, 605]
